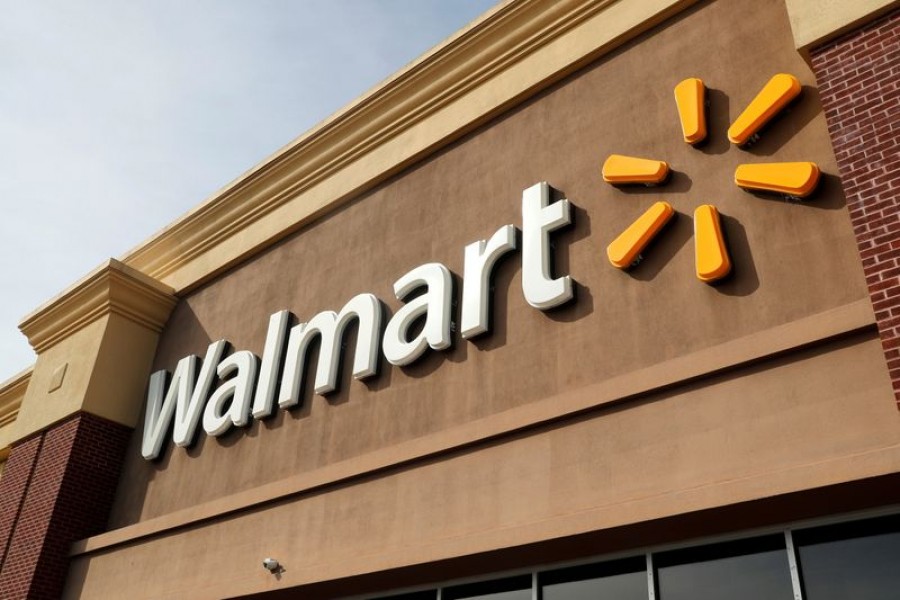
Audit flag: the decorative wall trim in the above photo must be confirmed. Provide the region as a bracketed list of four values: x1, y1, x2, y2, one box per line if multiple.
[0, 370, 31, 451]
[19, 260, 176, 354]
[118, 0, 700, 293]
[784, 0, 900, 55]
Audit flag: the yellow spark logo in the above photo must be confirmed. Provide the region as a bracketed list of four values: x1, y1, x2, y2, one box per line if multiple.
[602, 73, 822, 283]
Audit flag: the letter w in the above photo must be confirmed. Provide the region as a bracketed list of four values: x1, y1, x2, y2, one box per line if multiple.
[141, 340, 227, 460]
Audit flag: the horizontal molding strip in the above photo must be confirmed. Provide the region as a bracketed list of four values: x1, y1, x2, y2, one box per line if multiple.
[119, 0, 700, 292]
[18, 259, 176, 354]
[0, 369, 32, 450]
[72, 298, 876, 557]
[192, 443, 900, 599]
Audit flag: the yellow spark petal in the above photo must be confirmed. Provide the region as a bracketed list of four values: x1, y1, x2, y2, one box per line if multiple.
[728, 73, 801, 145]
[694, 205, 731, 283]
[674, 78, 707, 145]
[607, 201, 675, 269]
[734, 162, 820, 197]
[602, 154, 669, 185]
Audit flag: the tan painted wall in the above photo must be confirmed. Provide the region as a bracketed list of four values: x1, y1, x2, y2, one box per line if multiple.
[110, 0, 869, 527]
[12, 312, 171, 440]
[14, 318, 108, 439]
[6, 0, 897, 444]
[81, 314, 172, 428]
[66, 333, 900, 599]
[11, 260, 176, 442]
[63, 0, 900, 597]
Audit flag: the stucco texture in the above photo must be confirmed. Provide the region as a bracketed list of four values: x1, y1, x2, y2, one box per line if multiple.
[110, 0, 875, 527]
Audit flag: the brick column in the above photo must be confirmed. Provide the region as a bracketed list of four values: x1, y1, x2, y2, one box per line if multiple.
[810, 9, 900, 407]
[0, 413, 131, 600]
[0, 436, 42, 568]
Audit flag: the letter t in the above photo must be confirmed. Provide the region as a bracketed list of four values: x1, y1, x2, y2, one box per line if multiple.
[521, 182, 574, 309]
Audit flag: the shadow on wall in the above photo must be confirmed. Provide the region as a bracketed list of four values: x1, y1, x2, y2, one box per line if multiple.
[542, 201, 595, 323]
[742, 85, 822, 157]
[107, 300, 213, 529]
[698, 87, 731, 156]
[713, 214, 759, 297]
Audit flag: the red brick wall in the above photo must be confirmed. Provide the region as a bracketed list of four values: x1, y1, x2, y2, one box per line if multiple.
[811, 9, 900, 407]
[0, 413, 131, 600]
[0, 436, 41, 568]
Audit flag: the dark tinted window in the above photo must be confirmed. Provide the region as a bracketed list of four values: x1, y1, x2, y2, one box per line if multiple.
[540, 556, 647, 600]
[370, 591, 437, 600]
[654, 535, 793, 600]
[444, 575, 532, 600]
[794, 514, 900, 600]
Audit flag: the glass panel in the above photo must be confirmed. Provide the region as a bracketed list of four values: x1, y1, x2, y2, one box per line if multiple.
[540, 556, 647, 600]
[794, 514, 900, 600]
[443, 575, 532, 600]
[655, 535, 793, 600]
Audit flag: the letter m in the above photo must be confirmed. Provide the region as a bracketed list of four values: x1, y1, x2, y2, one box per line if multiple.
[278, 293, 382, 408]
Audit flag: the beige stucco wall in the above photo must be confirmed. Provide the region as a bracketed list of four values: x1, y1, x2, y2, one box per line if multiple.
[785, 0, 900, 53]
[46, 0, 900, 598]
[109, 0, 870, 527]
[11, 260, 176, 442]
[65, 331, 900, 599]
[5, 0, 897, 445]
[0, 370, 29, 454]
[4, 0, 898, 450]
[14, 318, 108, 438]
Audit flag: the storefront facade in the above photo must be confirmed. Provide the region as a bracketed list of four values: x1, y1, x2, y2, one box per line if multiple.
[1, 0, 900, 598]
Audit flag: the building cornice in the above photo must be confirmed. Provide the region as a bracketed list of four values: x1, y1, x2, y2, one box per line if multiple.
[0, 369, 30, 430]
[785, 0, 900, 56]
[19, 259, 177, 354]
[119, 0, 699, 292]
[0, 369, 31, 452]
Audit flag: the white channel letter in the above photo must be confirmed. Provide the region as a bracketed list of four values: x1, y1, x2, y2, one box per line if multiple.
[278, 293, 382, 408]
[521, 181, 574, 310]
[460, 224, 517, 339]
[251, 310, 290, 419]
[382, 262, 453, 366]
[141, 339, 227, 460]
[203, 350, 260, 437]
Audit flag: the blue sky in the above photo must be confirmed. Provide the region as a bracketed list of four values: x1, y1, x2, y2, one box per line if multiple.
[0, 0, 498, 378]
